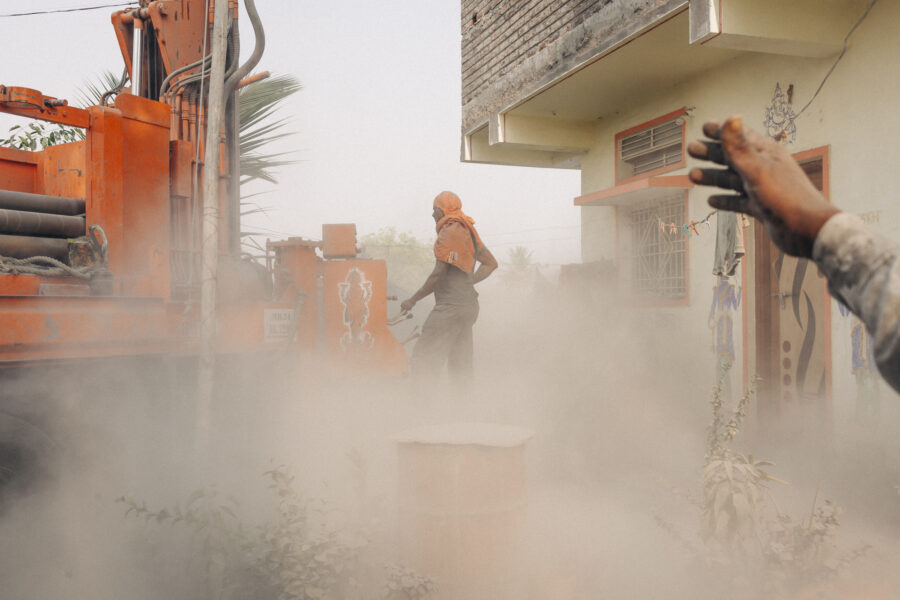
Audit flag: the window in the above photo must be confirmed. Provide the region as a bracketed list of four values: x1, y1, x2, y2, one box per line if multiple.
[616, 111, 685, 181]
[623, 195, 687, 299]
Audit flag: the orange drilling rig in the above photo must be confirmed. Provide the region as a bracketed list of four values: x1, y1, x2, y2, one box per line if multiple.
[0, 1, 407, 379]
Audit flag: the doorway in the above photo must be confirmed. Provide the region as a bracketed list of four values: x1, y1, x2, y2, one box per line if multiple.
[753, 147, 831, 441]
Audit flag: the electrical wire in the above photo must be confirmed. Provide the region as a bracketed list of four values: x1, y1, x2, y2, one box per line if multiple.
[0, 2, 136, 17]
[796, 0, 879, 118]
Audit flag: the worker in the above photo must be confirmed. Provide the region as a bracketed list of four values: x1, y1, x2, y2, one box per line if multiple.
[688, 116, 900, 393]
[401, 191, 498, 384]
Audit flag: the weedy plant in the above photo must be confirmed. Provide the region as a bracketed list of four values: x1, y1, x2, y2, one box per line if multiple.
[118, 464, 433, 600]
[701, 363, 772, 557]
[659, 359, 868, 599]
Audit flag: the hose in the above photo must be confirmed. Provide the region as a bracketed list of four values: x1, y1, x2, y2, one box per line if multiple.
[159, 55, 211, 98]
[223, 0, 264, 96]
[100, 66, 130, 106]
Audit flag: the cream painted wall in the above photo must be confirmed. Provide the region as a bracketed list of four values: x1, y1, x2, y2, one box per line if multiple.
[720, 0, 860, 49]
[576, 0, 900, 435]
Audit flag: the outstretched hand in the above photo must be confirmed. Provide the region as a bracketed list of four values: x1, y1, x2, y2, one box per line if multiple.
[687, 116, 839, 258]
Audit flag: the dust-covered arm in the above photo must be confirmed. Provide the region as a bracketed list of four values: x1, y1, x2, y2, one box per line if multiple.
[687, 116, 839, 258]
[473, 247, 498, 284]
[401, 260, 449, 311]
[813, 214, 900, 393]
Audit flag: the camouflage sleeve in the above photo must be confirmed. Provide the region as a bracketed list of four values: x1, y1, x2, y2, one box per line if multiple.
[813, 213, 900, 393]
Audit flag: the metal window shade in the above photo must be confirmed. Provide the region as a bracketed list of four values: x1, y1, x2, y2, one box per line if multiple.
[620, 118, 683, 175]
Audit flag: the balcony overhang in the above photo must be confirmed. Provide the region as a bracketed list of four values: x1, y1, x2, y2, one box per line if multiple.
[463, 124, 583, 170]
[575, 175, 693, 206]
[462, 0, 867, 168]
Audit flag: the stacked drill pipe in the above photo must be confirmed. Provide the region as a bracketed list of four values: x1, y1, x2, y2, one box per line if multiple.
[0, 190, 85, 261]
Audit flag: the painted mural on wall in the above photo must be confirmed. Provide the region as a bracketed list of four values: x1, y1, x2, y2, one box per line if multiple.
[764, 82, 797, 144]
[838, 302, 880, 429]
[338, 267, 374, 351]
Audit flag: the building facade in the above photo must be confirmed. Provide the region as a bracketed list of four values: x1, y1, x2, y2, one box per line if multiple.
[459, 0, 899, 447]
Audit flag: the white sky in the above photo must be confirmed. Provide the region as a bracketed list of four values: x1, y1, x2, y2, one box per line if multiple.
[0, 0, 583, 265]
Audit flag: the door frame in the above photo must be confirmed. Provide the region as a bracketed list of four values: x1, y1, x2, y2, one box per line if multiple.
[750, 145, 832, 426]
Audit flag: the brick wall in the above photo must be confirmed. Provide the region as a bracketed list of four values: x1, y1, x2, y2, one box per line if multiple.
[459, 0, 686, 133]
[461, 0, 612, 106]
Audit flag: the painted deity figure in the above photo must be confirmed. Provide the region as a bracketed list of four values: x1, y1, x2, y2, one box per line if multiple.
[339, 267, 374, 350]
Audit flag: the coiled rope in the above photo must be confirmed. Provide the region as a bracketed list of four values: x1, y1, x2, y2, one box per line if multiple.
[0, 255, 93, 279]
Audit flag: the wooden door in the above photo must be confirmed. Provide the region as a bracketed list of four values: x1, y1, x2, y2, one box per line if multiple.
[754, 153, 830, 438]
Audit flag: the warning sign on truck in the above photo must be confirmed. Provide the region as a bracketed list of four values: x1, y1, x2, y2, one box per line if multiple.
[264, 309, 296, 342]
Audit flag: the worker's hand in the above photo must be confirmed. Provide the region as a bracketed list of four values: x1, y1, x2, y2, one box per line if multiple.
[400, 298, 415, 313]
[687, 116, 839, 258]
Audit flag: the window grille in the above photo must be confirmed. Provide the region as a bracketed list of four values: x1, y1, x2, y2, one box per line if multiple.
[625, 196, 686, 298]
[619, 117, 683, 178]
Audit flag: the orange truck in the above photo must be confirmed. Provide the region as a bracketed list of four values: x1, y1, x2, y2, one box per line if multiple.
[0, 0, 407, 377]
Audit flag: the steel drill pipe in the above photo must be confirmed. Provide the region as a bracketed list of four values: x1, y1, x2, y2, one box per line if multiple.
[0, 234, 69, 261]
[0, 208, 85, 238]
[0, 189, 85, 216]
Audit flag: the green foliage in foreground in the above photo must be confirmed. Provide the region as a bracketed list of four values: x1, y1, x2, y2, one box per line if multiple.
[117, 465, 433, 600]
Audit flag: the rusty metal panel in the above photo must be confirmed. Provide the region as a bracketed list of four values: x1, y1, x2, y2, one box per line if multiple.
[0, 274, 73, 296]
[115, 92, 171, 128]
[0, 86, 90, 128]
[0, 296, 169, 363]
[40, 141, 86, 200]
[87, 106, 125, 276]
[0, 146, 38, 194]
[87, 96, 171, 293]
[270, 242, 319, 349]
[169, 139, 193, 198]
[147, 0, 211, 77]
[322, 223, 357, 258]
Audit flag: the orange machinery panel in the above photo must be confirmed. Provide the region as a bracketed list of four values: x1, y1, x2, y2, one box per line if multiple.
[0, 146, 38, 193]
[0, 296, 169, 363]
[268, 239, 319, 351]
[86, 94, 172, 299]
[39, 141, 86, 199]
[322, 259, 407, 376]
[322, 223, 357, 259]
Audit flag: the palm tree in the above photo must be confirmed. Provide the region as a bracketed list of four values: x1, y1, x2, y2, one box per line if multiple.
[237, 74, 301, 188]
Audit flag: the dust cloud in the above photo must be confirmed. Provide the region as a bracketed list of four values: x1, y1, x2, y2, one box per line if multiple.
[2, 264, 900, 599]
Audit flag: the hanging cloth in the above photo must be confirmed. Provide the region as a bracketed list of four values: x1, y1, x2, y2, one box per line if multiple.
[712, 211, 743, 277]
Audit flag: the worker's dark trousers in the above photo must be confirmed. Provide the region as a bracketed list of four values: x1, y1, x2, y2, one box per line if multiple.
[410, 302, 479, 385]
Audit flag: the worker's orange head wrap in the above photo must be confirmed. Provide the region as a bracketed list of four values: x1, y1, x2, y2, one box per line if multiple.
[432, 191, 484, 274]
